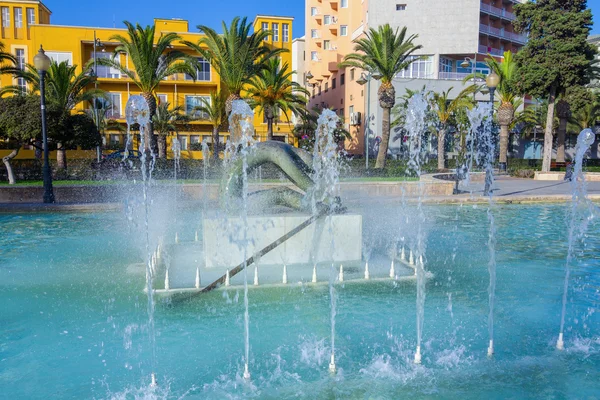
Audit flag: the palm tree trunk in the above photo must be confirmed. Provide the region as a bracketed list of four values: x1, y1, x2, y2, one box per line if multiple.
[437, 128, 446, 170]
[499, 124, 509, 167]
[141, 92, 158, 154]
[542, 85, 557, 172]
[57, 143, 67, 170]
[2, 147, 20, 184]
[556, 117, 567, 163]
[267, 118, 274, 141]
[375, 106, 391, 169]
[212, 125, 219, 161]
[157, 135, 167, 159]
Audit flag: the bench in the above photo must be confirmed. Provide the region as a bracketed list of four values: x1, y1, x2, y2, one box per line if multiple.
[550, 161, 567, 171]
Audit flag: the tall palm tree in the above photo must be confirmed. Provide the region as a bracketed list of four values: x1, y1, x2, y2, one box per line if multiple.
[431, 86, 475, 170]
[246, 58, 309, 141]
[0, 41, 16, 76]
[8, 60, 101, 169]
[340, 24, 422, 168]
[184, 17, 287, 119]
[193, 90, 227, 160]
[98, 21, 197, 155]
[152, 102, 190, 158]
[464, 51, 519, 168]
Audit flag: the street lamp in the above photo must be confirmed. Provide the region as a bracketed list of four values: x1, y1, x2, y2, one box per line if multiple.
[34, 45, 55, 204]
[483, 71, 500, 196]
[93, 32, 105, 163]
[357, 70, 382, 169]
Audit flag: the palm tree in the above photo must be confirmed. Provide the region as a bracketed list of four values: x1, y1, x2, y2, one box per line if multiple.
[569, 93, 600, 130]
[464, 51, 519, 168]
[340, 24, 422, 168]
[98, 21, 197, 155]
[0, 41, 16, 76]
[8, 60, 101, 169]
[193, 90, 227, 160]
[246, 58, 309, 141]
[152, 102, 190, 158]
[431, 86, 475, 170]
[184, 17, 287, 119]
[87, 97, 124, 149]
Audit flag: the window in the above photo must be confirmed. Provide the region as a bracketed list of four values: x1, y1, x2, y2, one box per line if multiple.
[283, 24, 289, 42]
[15, 49, 25, 70]
[26, 8, 34, 25]
[14, 8, 22, 28]
[332, 78, 336, 89]
[107, 93, 121, 119]
[185, 95, 210, 119]
[324, 15, 331, 25]
[311, 29, 319, 39]
[341, 0, 348, 7]
[46, 51, 73, 66]
[325, 82, 328, 92]
[312, 86, 315, 98]
[311, 7, 318, 16]
[340, 25, 348, 36]
[396, 4, 407, 11]
[179, 136, 188, 150]
[2, 7, 9, 28]
[157, 94, 168, 105]
[341, 73, 345, 85]
[350, 69, 355, 81]
[272, 23, 279, 41]
[186, 57, 211, 81]
[318, 85, 321, 95]
[311, 51, 319, 61]
[439, 57, 453, 73]
[456, 60, 489, 75]
[324, 40, 331, 50]
[262, 22, 268, 41]
[95, 53, 121, 78]
[16, 78, 26, 93]
[190, 135, 201, 144]
[109, 134, 120, 145]
[349, 105, 354, 117]
[397, 56, 433, 79]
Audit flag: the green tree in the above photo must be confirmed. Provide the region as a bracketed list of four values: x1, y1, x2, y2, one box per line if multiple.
[86, 98, 124, 150]
[340, 24, 422, 168]
[246, 58, 309, 141]
[569, 92, 600, 130]
[152, 102, 190, 158]
[185, 17, 286, 123]
[7, 60, 102, 169]
[431, 86, 476, 170]
[98, 21, 197, 155]
[464, 51, 519, 167]
[513, 0, 596, 171]
[193, 90, 227, 160]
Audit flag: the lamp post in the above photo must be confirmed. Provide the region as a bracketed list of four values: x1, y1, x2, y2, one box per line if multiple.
[460, 55, 478, 101]
[484, 72, 500, 196]
[357, 70, 382, 169]
[93, 32, 105, 163]
[34, 46, 55, 204]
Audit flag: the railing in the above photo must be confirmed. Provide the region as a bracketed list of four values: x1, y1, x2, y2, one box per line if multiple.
[478, 44, 504, 56]
[439, 71, 471, 80]
[479, 23, 527, 44]
[351, 24, 364, 40]
[480, 2, 515, 20]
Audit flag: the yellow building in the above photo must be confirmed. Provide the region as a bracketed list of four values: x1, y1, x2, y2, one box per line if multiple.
[0, 1, 297, 161]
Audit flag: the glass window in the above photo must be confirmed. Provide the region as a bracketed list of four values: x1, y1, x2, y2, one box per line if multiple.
[2, 7, 9, 28]
[350, 69, 355, 81]
[396, 4, 407, 11]
[311, 51, 318, 61]
[157, 94, 167, 105]
[324, 40, 331, 50]
[397, 56, 433, 79]
[311, 7, 318, 16]
[341, 0, 348, 7]
[16, 77, 26, 93]
[14, 8, 22, 28]
[107, 93, 121, 119]
[109, 134, 120, 145]
[179, 136, 188, 151]
[46, 51, 73, 66]
[311, 29, 319, 39]
[272, 23, 279, 41]
[325, 82, 329, 92]
[341, 73, 345, 85]
[186, 57, 211, 81]
[324, 15, 331, 25]
[282, 23, 289, 42]
[340, 25, 348, 36]
[190, 135, 201, 144]
[15, 49, 25, 70]
[262, 22, 268, 41]
[185, 95, 210, 119]
[95, 53, 121, 78]
[26, 8, 34, 25]
[439, 57, 453, 73]
[349, 105, 354, 116]
[332, 78, 336, 89]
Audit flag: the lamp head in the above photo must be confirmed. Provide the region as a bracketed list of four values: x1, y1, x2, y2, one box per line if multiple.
[460, 57, 471, 69]
[305, 71, 314, 80]
[33, 45, 51, 72]
[371, 71, 383, 80]
[356, 77, 367, 86]
[486, 72, 500, 89]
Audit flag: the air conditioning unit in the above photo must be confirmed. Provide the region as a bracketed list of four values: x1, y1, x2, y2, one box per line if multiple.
[350, 112, 362, 126]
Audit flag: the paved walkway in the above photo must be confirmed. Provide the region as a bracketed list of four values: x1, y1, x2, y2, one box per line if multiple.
[461, 175, 600, 197]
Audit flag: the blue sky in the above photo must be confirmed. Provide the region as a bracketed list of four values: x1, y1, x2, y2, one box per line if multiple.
[44, 0, 599, 36]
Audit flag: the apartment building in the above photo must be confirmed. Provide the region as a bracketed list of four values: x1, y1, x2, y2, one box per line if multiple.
[0, 1, 295, 161]
[305, 0, 526, 157]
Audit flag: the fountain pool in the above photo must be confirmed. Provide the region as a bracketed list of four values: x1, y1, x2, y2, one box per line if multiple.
[1, 202, 599, 399]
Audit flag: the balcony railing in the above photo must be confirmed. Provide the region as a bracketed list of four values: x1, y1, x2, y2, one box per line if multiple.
[480, 2, 515, 21]
[439, 71, 471, 80]
[351, 24, 364, 40]
[479, 23, 527, 44]
[478, 44, 504, 56]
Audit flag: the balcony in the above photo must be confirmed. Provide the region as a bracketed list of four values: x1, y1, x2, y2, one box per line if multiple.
[351, 24, 364, 40]
[480, 2, 515, 21]
[478, 44, 504, 56]
[479, 23, 527, 44]
[439, 71, 471, 80]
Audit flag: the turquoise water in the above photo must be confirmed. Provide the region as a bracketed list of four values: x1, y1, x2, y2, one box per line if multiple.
[1, 204, 599, 399]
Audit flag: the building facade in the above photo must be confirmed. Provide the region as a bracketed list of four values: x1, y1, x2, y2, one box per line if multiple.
[0, 1, 295, 161]
[305, 0, 526, 157]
